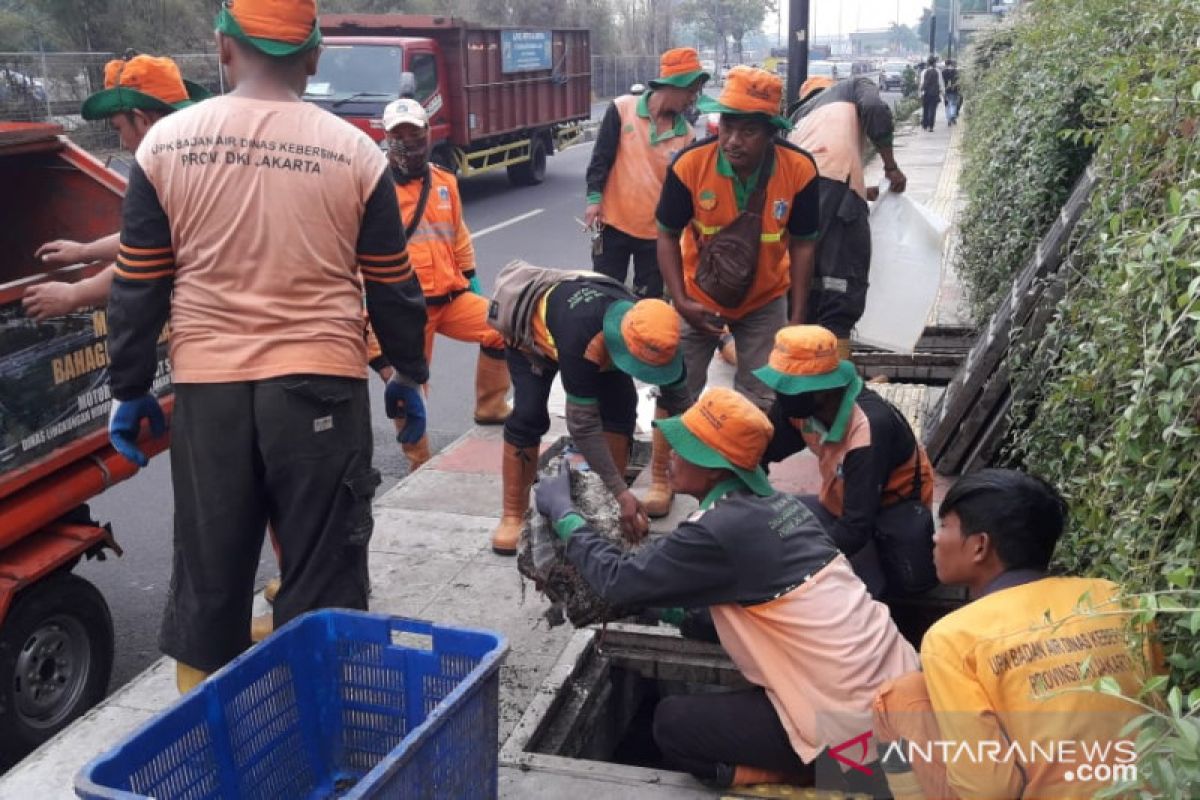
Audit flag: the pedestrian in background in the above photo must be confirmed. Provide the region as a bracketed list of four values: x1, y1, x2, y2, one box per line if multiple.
[919, 56, 943, 132]
[942, 58, 961, 126]
[585, 47, 709, 298]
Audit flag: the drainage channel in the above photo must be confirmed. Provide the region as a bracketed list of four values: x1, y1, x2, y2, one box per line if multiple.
[501, 624, 877, 799]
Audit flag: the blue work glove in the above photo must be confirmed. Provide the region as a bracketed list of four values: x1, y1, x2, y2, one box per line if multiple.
[467, 275, 483, 295]
[384, 376, 427, 444]
[535, 461, 579, 539]
[108, 394, 166, 467]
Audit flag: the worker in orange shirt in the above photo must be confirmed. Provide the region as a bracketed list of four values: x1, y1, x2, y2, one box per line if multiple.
[367, 98, 510, 470]
[23, 53, 208, 319]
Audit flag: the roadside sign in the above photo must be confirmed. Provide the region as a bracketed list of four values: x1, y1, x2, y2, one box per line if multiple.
[501, 30, 552, 73]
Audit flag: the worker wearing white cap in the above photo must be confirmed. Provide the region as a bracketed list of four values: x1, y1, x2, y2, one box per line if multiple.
[366, 97, 512, 469]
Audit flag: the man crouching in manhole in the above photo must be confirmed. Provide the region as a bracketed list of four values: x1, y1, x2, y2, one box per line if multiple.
[534, 386, 919, 791]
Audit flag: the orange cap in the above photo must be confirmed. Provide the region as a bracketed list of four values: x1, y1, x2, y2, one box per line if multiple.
[800, 76, 835, 99]
[753, 325, 858, 395]
[603, 298, 683, 385]
[103, 56, 189, 105]
[715, 65, 783, 116]
[660, 48, 703, 78]
[655, 387, 775, 495]
[228, 0, 317, 44]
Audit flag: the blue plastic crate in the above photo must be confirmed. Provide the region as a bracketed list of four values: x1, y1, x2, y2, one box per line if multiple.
[76, 611, 507, 800]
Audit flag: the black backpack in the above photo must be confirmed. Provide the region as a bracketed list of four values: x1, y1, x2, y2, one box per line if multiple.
[921, 67, 940, 95]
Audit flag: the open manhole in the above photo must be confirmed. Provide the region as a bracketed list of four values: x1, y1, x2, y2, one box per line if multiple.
[501, 624, 880, 798]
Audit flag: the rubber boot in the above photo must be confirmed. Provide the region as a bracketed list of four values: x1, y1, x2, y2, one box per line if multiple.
[837, 337, 852, 361]
[642, 408, 673, 518]
[402, 434, 432, 471]
[250, 612, 273, 642]
[731, 765, 794, 786]
[263, 577, 280, 604]
[603, 431, 631, 483]
[176, 661, 209, 695]
[491, 442, 538, 555]
[473, 351, 512, 425]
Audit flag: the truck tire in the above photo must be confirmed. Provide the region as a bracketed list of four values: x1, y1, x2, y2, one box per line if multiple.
[0, 572, 114, 765]
[508, 136, 547, 186]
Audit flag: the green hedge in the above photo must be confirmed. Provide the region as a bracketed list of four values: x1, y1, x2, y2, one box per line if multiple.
[959, 0, 1200, 793]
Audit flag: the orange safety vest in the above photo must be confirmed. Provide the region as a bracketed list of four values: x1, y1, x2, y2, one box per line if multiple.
[600, 94, 691, 240]
[673, 140, 819, 319]
[797, 403, 934, 518]
[394, 165, 474, 299]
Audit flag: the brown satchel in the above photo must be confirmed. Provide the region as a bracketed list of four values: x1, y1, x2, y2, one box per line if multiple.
[694, 143, 776, 309]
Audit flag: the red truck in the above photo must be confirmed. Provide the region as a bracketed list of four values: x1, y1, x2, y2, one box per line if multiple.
[305, 15, 591, 186]
[0, 122, 171, 764]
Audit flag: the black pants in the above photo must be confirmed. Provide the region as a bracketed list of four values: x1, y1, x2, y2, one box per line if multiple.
[591, 224, 662, 299]
[798, 495, 937, 600]
[502, 348, 637, 447]
[921, 94, 940, 130]
[805, 178, 871, 337]
[653, 688, 808, 786]
[162, 377, 378, 672]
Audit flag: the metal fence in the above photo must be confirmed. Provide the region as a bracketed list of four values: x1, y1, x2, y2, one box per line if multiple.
[3, 50, 667, 153]
[589, 54, 660, 100]
[0, 51, 220, 152]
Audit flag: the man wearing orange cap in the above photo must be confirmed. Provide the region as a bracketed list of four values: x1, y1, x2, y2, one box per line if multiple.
[23, 53, 209, 320]
[652, 64, 820, 517]
[535, 387, 917, 790]
[755, 326, 937, 600]
[584, 47, 708, 299]
[364, 97, 510, 470]
[487, 264, 689, 555]
[105, 0, 429, 690]
[787, 76, 907, 358]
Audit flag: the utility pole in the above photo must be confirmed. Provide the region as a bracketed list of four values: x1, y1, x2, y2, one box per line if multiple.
[928, 14, 937, 56]
[786, 0, 810, 109]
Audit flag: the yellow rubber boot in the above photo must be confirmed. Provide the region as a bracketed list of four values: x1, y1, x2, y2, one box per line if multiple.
[491, 442, 538, 555]
[402, 434, 432, 471]
[641, 408, 673, 518]
[837, 337, 852, 361]
[473, 351, 512, 425]
[176, 661, 209, 694]
[263, 577, 280, 604]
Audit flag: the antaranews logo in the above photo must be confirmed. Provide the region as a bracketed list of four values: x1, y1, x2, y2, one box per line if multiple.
[828, 731, 876, 776]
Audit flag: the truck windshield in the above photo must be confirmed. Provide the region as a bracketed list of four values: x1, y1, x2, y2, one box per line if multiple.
[304, 45, 403, 101]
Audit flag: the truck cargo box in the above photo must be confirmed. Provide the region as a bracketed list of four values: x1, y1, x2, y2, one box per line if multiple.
[0, 122, 170, 502]
[317, 15, 590, 146]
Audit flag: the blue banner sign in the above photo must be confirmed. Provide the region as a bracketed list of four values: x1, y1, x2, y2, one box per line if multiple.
[501, 30, 552, 73]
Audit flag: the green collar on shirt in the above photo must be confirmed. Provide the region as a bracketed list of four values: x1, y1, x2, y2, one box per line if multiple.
[699, 477, 746, 510]
[637, 91, 690, 145]
[802, 376, 864, 444]
[716, 147, 777, 211]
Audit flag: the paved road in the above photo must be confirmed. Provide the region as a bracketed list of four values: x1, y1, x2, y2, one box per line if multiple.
[77, 140, 598, 693]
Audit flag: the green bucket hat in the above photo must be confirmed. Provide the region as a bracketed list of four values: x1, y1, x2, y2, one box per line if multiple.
[216, 3, 322, 58]
[81, 56, 210, 121]
[754, 358, 859, 396]
[654, 387, 774, 497]
[602, 299, 684, 386]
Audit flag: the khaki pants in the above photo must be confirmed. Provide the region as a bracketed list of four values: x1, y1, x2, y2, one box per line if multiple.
[872, 672, 958, 799]
[681, 296, 785, 411]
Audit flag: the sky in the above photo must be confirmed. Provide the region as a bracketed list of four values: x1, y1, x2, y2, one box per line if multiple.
[763, 0, 933, 46]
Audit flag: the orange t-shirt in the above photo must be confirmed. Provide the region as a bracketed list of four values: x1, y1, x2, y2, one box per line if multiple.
[131, 96, 390, 382]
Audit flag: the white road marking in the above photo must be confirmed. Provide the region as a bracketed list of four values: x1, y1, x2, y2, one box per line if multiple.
[472, 208, 544, 238]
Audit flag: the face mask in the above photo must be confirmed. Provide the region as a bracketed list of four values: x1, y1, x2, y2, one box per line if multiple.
[781, 392, 819, 419]
[387, 138, 428, 177]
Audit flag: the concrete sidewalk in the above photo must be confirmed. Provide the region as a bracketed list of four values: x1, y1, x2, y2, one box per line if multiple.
[0, 104, 968, 799]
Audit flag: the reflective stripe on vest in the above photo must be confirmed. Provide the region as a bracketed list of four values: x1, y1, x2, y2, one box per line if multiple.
[691, 219, 783, 242]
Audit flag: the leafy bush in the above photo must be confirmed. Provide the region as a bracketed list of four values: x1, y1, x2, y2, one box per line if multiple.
[958, 0, 1200, 794]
